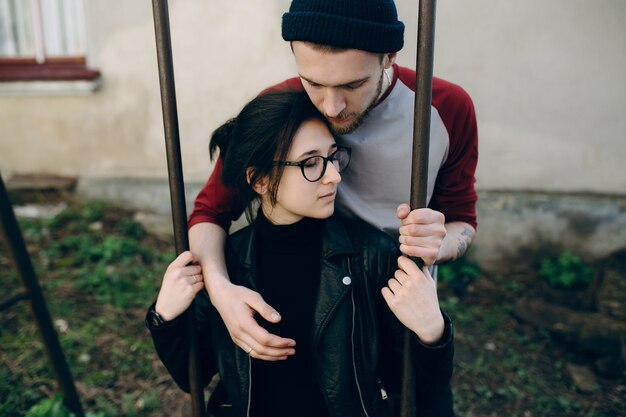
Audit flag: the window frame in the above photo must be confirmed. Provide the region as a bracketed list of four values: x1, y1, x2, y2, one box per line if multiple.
[0, 56, 99, 81]
[0, 0, 100, 83]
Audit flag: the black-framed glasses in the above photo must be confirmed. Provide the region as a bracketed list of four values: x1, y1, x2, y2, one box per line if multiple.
[273, 146, 352, 182]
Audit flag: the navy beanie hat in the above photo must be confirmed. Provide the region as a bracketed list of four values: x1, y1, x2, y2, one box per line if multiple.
[282, 0, 405, 53]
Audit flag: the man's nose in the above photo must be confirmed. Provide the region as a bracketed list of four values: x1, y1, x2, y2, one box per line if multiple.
[322, 90, 346, 118]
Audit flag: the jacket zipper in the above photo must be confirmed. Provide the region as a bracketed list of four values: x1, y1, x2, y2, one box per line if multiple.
[377, 378, 388, 400]
[350, 289, 371, 417]
[246, 354, 252, 417]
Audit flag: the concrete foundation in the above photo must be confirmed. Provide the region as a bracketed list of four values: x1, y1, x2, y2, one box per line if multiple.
[472, 191, 626, 274]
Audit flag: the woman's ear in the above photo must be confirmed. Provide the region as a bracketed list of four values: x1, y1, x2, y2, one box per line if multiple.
[246, 168, 268, 195]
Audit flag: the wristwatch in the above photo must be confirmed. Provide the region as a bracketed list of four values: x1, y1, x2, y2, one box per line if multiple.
[146, 307, 169, 328]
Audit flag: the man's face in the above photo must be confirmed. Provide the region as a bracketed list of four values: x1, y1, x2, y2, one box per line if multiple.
[292, 41, 395, 135]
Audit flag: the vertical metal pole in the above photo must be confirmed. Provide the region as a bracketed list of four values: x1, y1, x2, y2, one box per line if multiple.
[401, 1, 437, 417]
[150, 2, 205, 416]
[0, 173, 84, 417]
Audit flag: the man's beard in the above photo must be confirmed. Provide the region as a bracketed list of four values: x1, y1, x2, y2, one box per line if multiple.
[328, 70, 384, 135]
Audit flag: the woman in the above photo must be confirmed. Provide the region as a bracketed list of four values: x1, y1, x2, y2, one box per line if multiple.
[146, 91, 453, 417]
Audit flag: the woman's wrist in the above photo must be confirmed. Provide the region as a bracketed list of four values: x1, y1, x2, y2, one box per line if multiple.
[413, 313, 445, 346]
[154, 299, 176, 322]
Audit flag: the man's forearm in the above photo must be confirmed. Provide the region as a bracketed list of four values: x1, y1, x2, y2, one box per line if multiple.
[189, 222, 230, 297]
[436, 221, 476, 264]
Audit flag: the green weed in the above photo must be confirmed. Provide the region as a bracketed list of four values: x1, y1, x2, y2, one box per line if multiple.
[539, 251, 594, 289]
[25, 395, 74, 417]
[438, 256, 481, 296]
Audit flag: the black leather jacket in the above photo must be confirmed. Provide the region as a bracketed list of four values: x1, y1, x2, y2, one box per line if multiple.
[148, 215, 454, 417]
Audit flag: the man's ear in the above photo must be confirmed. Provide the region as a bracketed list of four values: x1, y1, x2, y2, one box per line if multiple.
[384, 52, 397, 69]
[247, 168, 268, 194]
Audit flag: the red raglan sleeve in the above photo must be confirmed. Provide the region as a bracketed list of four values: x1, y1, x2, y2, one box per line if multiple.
[429, 77, 478, 229]
[187, 77, 304, 231]
[188, 157, 243, 231]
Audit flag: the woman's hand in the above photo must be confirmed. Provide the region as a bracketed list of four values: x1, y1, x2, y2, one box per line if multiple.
[381, 255, 445, 345]
[155, 251, 205, 321]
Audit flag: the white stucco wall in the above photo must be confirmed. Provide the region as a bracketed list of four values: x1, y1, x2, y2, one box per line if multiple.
[1, 0, 625, 195]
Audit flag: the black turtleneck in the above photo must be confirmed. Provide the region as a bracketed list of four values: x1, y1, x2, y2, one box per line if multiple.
[250, 210, 330, 417]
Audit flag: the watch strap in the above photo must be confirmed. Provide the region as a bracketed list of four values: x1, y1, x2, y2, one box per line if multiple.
[146, 306, 169, 328]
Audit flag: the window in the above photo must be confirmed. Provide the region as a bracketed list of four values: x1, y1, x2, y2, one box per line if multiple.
[0, 0, 100, 83]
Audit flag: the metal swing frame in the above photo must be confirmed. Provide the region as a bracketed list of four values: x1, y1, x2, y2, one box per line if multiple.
[150, 1, 437, 416]
[0, 174, 85, 417]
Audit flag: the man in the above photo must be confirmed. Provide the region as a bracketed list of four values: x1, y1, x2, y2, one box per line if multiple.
[189, 0, 477, 412]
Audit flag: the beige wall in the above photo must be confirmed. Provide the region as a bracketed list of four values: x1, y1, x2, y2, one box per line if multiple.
[0, 0, 295, 182]
[428, 1, 626, 195]
[1, 0, 625, 195]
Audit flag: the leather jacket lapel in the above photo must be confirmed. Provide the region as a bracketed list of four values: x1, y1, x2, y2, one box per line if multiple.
[312, 216, 356, 350]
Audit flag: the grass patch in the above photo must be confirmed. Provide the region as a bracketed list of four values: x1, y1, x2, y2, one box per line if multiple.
[0, 199, 180, 416]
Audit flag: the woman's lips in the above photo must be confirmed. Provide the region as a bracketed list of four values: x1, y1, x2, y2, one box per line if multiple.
[319, 191, 336, 201]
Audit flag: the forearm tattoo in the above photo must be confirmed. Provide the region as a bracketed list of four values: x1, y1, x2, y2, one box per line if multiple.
[456, 226, 475, 259]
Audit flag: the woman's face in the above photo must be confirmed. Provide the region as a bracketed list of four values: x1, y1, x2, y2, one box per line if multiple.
[261, 118, 341, 225]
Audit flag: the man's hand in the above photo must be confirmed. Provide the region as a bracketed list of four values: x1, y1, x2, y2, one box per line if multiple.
[381, 256, 445, 345]
[189, 223, 296, 361]
[396, 203, 476, 265]
[396, 204, 446, 265]
[208, 280, 296, 361]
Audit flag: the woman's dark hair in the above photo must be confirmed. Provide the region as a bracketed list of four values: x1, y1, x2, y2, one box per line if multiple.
[209, 90, 331, 222]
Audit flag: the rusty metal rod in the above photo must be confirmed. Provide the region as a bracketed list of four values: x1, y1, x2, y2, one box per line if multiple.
[150, 2, 205, 416]
[401, 1, 437, 417]
[0, 173, 84, 417]
[0, 290, 30, 312]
